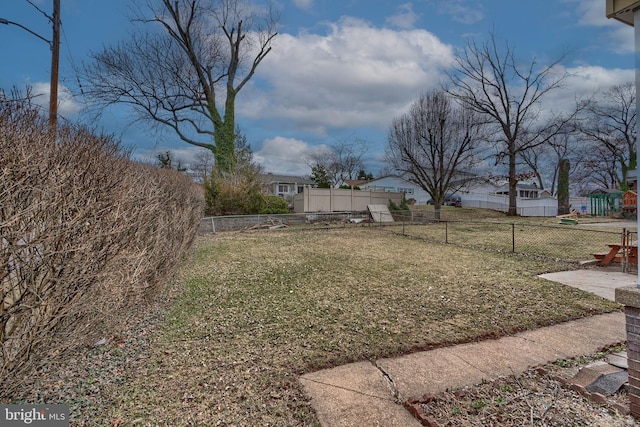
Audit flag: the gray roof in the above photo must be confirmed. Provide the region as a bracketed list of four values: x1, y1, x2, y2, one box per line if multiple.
[260, 174, 315, 185]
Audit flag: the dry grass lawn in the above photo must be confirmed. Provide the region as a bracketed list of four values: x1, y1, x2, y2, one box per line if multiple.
[37, 226, 621, 426]
[384, 206, 636, 263]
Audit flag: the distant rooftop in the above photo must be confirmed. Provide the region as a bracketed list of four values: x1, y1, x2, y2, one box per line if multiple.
[259, 173, 315, 185]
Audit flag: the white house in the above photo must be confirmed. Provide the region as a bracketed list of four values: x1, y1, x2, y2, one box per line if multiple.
[494, 183, 553, 199]
[359, 174, 582, 216]
[359, 175, 431, 204]
[260, 174, 316, 198]
[360, 174, 480, 205]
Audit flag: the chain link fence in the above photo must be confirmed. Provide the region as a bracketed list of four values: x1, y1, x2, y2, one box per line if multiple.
[199, 211, 369, 233]
[200, 210, 638, 270]
[377, 211, 638, 268]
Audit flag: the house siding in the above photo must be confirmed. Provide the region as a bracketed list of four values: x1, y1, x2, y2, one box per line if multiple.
[260, 174, 315, 198]
[360, 176, 431, 204]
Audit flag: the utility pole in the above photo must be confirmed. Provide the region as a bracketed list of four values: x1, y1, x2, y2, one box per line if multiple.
[49, 0, 60, 131]
[0, 1, 60, 132]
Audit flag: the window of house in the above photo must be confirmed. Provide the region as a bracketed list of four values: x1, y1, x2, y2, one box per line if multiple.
[519, 190, 539, 198]
[397, 187, 414, 195]
[297, 186, 304, 193]
[278, 184, 289, 193]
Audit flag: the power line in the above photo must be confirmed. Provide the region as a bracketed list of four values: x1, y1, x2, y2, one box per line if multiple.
[60, 18, 85, 97]
[24, 0, 51, 22]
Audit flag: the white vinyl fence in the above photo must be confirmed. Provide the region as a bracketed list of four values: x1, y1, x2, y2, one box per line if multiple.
[461, 194, 591, 217]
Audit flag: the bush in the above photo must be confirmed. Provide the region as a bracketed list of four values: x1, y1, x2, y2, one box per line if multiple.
[260, 195, 290, 214]
[388, 197, 409, 211]
[0, 98, 204, 397]
[204, 168, 264, 215]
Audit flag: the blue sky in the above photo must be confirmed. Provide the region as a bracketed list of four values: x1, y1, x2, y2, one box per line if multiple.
[0, 0, 636, 176]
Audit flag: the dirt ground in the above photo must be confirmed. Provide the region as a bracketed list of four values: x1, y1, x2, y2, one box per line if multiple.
[409, 346, 638, 426]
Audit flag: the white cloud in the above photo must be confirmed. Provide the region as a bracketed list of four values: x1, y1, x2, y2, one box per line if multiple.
[236, 6, 635, 176]
[438, 0, 484, 25]
[30, 82, 82, 118]
[242, 17, 453, 135]
[386, 3, 420, 30]
[565, 65, 635, 92]
[563, 0, 634, 54]
[607, 25, 635, 54]
[253, 136, 326, 175]
[566, 0, 610, 27]
[292, 0, 314, 11]
[132, 138, 326, 177]
[528, 65, 634, 123]
[133, 146, 211, 168]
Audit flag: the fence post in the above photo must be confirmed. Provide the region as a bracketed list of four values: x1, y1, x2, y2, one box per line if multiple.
[512, 223, 515, 253]
[622, 228, 628, 273]
[445, 221, 448, 244]
[211, 217, 215, 234]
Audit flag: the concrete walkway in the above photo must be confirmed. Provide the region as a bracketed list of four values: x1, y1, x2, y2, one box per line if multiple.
[299, 269, 633, 426]
[539, 268, 637, 301]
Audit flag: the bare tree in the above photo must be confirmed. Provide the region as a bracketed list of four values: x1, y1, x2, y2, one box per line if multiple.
[518, 143, 547, 191]
[446, 33, 571, 215]
[308, 138, 369, 187]
[192, 148, 216, 183]
[580, 145, 622, 190]
[577, 82, 636, 190]
[517, 120, 590, 195]
[386, 90, 484, 219]
[78, 0, 278, 174]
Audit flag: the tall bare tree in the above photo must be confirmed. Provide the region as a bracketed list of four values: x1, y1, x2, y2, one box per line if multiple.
[446, 34, 571, 215]
[386, 90, 484, 219]
[78, 0, 278, 174]
[518, 120, 589, 195]
[581, 145, 622, 190]
[577, 82, 636, 190]
[307, 138, 369, 187]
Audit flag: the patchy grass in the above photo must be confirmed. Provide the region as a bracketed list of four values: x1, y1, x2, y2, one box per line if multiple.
[390, 221, 623, 262]
[20, 227, 621, 426]
[383, 206, 635, 263]
[89, 228, 620, 426]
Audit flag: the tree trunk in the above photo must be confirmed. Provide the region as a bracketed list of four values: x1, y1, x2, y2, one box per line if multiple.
[434, 203, 442, 220]
[557, 158, 570, 215]
[212, 93, 237, 174]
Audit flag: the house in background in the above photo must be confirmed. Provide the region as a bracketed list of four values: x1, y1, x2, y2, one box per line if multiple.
[343, 179, 373, 188]
[494, 182, 553, 199]
[360, 174, 574, 216]
[260, 174, 316, 199]
[359, 175, 427, 203]
[359, 174, 480, 205]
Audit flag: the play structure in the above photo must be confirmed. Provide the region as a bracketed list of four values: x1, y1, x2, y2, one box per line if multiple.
[582, 189, 637, 218]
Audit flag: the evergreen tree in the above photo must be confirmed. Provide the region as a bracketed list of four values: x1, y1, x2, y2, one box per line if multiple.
[310, 164, 331, 188]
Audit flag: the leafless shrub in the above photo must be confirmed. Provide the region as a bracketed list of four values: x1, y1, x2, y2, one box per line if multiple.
[0, 98, 204, 397]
